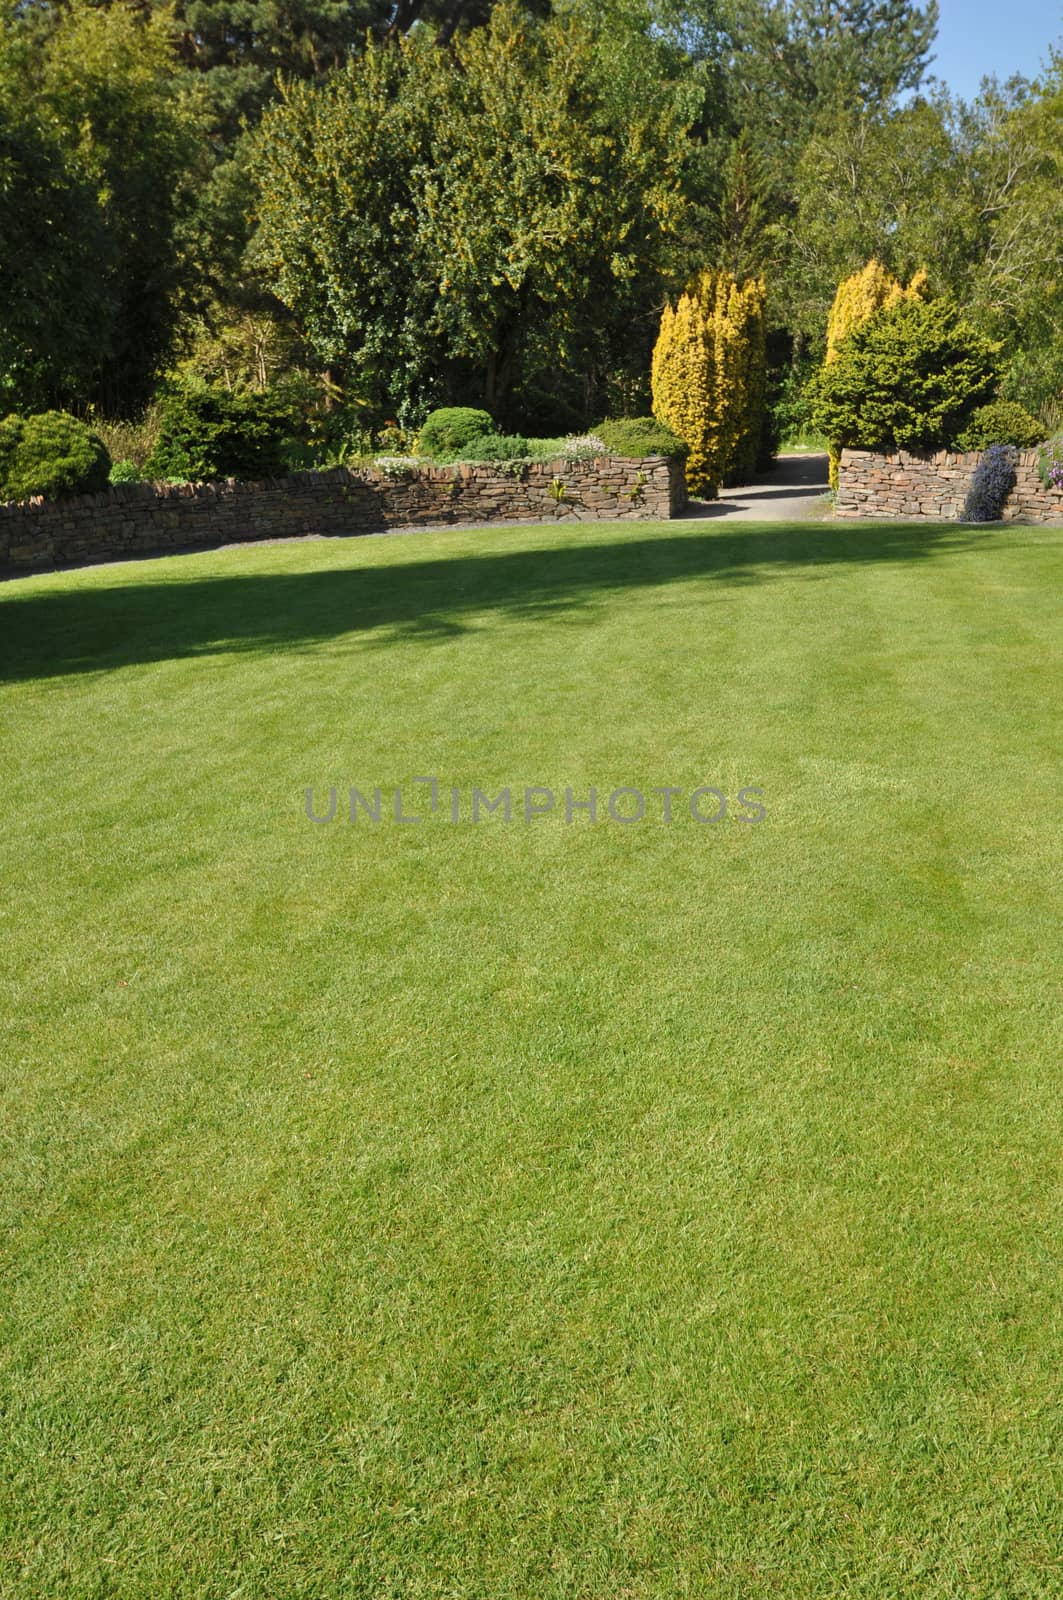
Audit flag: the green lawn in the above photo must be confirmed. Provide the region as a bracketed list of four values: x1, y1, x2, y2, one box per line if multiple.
[1, 516, 1061, 1599]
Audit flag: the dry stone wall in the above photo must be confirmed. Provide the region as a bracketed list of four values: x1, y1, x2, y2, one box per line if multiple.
[0, 454, 687, 575]
[836, 447, 1063, 523]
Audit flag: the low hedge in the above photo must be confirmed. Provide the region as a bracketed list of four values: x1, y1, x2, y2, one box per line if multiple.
[452, 432, 530, 462]
[595, 416, 688, 458]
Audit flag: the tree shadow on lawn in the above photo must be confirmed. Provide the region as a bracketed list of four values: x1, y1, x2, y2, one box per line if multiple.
[0, 519, 1000, 683]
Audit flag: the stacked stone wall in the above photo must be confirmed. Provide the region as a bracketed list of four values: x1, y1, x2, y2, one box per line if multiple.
[0, 455, 688, 574]
[836, 448, 1063, 523]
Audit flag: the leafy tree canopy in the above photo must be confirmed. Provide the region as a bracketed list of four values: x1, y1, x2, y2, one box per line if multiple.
[0, 1, 201, 413]
[250, 1, 693, 423]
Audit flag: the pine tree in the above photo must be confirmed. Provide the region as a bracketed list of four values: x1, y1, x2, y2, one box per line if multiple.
[724, 1, 939, 161]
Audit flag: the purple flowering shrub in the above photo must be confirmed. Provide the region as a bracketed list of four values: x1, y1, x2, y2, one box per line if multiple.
[962, 444, 1017, 523]
[1037, 435, 1063, 492]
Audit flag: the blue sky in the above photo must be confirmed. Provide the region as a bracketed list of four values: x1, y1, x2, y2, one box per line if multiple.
[929, 0, 1061, 98]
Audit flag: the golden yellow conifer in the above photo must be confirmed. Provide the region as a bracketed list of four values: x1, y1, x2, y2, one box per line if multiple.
[651, 270, 767, 498]
[724, 274, 768, 481]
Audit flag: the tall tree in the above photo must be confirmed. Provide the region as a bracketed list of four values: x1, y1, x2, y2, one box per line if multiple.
[168, 0, 382, 149]
[979, 56, 1063, 423]
[782, 94, 964, 342]
[723, 1, 939, 158]
[780, 63, 1063, 407]
[652, 1, 942, 342]
[157, 0, 555, 154]
[0, 2, 200, 413]
[0, 68, 108, 411]
[158, 0, 555, 341]
[249, 2, 692, 423]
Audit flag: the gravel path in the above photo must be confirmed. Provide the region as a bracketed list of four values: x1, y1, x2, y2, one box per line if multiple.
[682, 452, 830, 522]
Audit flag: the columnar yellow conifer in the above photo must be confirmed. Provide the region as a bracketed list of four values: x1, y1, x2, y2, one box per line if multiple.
[824, 260, 931, 484]
[826, 259, 903, 364]
[651, 270, 767, 498]
[726, 274, 768, 481]
[651, 286, 712, 494]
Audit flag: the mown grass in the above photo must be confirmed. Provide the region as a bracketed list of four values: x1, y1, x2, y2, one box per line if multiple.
[1, 515, 1061, 1598]
[778, 430, 830, 453]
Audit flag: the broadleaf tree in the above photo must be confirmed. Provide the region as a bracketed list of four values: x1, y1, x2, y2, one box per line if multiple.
[249, 2, 692, 425]
[0, 1, 201, 414]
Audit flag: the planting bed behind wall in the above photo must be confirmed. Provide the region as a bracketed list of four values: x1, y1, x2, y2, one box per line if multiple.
[837, 447, 1063, 523]
[0, 455, 687, 575]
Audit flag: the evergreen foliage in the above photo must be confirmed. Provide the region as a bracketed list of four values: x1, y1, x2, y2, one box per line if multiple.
[650, 270, 767, 497]
[146, 385, 292, 481]
[594, 417, 688, 459]
[451, 434, 531, 463]
[418, 409, 497, 460]
[819, 260, 931, 483]
[0, 411, 111, 502]
[954, 399, 1045, 451]
[807, 297, 1000, 454]
[826, 260, 928, 364]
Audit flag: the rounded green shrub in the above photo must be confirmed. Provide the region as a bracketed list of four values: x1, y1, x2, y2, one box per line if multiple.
[953, 399, 1044, 451]
[108, 459, 143, 485]
[146, 384, 291, 482]
[0, 411, 111, 503]
[417, 408, 495, 459]
[453, 433, 529, 462]
[806, 298, 1000, 454]
[595, 417, 688, 459]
